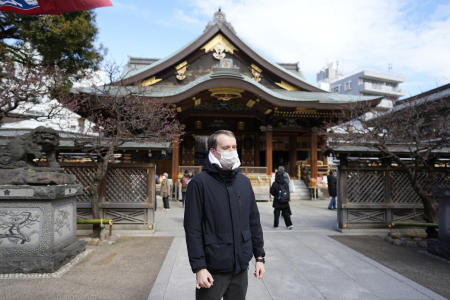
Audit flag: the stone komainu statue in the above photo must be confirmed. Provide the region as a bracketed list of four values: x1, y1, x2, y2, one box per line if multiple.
[0, 126, 60, 169]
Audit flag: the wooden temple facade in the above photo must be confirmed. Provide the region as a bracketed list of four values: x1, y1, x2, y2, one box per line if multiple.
[109, 10, 382, 181]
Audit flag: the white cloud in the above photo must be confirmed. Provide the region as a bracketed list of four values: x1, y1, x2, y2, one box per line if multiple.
[188, 0, 450, 92]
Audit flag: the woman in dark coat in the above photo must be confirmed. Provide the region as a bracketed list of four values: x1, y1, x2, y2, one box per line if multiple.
[327, 170, 337, 209]
[270, 171, 293, 229]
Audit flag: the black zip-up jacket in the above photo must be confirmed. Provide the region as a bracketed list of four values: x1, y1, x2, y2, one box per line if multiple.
[183, 158, 265, 274]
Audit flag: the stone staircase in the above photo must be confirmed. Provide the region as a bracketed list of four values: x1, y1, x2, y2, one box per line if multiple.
[290, 179, 311, 200]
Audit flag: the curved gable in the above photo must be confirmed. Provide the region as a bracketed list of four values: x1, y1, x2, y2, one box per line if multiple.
[119, 12, 323, 92]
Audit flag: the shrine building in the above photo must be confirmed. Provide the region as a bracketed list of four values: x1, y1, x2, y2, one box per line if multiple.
[98, 10, 382, 183]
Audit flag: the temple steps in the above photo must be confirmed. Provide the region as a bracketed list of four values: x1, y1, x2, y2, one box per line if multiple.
[290, 179, 311, 200]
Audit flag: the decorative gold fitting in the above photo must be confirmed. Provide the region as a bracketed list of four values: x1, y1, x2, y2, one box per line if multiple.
[175, 61, 188, 81]
[275, 80, 298, 91]
[192, 97, 201, 106]
[250, 64, 262, 82]
[209, 87, 243, 101]
[246, 99, 256, 108]
[201, 33, 237, 54]
[176, 61, 188, 70]
[140, 76, 162, 87]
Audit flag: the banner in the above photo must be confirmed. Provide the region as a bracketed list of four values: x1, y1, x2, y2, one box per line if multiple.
[0, 0, 112, 15]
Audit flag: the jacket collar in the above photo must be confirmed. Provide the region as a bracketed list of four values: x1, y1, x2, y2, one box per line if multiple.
[203, 154, 240, 184]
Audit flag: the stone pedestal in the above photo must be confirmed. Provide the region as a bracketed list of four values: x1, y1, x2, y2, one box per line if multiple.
[428, 187, 450, 261]
[0, 184, 86, 273]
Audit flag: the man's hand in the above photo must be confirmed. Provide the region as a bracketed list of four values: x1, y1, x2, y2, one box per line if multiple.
[196, 269, 214, 289]
[254, 262, 265, 279]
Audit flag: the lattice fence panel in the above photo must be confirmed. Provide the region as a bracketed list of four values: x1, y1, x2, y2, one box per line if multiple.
[392, 209, 424, 222]
[392, 170, 450, 204]
[347, 170, 385, 204]
[347, 209, 386, 224]
[391, 171, 422, 204]
[77, 208, 93, 220]
[105, 168, 148, 203]
[64, 167, 96, 203]
[419, 171, 450, 194]
[103, 209, 147, 224]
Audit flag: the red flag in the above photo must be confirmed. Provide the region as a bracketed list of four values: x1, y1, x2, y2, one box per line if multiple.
[0, 0, 112, 15]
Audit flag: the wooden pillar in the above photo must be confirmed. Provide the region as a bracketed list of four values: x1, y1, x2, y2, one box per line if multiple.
[171, 140, 179, 182]
[289, 135, 297, 178]
[147, 163, 155, 208]
[254, 135, 260, 166]
[266, 131, 272, 175]
[311, 132, 318, 180]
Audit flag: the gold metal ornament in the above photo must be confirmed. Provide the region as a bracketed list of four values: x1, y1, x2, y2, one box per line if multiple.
[140, 76, 162, 87]
[250, 64, 262, 82]
[275, 81, 298, 91]
[201, 34, 237, 54]
[175, 61, 188, 81]
[209, 87, 244, 101]
[192, 97, 201, 106]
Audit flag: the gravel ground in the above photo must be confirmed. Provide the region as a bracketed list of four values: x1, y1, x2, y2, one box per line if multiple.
[0, 236, 173, 300]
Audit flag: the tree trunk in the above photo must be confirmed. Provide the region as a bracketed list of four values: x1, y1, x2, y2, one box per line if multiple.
[90, 136, 118, 238]
[379, 146, 438, 238]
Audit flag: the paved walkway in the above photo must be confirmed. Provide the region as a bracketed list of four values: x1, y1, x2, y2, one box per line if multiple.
[147, 199, 446, 300]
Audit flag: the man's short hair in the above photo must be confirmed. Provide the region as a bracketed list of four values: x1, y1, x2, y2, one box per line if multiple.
[207, 130, 235, 150]
[278, 166, 285, 173]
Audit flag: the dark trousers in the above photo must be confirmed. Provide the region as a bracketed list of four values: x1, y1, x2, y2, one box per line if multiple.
[196, 270, 248, 300]
[182, 191, 186, 207]
[274, 207, 292, 227]
[163, 196, 170, 209]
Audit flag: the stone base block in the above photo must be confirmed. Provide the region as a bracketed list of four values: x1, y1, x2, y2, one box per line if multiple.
[0, 240, 86, 274]
[427, 238, 450, 261]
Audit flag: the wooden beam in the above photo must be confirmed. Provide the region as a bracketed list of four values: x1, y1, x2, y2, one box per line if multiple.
[171, 140, 180, 183]
[289, 135, 297, 178]
[311, 132, 318, 180]
[266, 131, 273, 175]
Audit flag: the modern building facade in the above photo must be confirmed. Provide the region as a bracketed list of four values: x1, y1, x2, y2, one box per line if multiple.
[317, 63, 405, 100]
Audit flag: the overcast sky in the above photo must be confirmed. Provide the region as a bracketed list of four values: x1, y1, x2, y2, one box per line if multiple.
[95, 0, 450, 98]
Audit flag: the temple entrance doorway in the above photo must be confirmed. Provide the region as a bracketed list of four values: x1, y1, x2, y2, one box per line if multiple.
[273, 150, 289, 173]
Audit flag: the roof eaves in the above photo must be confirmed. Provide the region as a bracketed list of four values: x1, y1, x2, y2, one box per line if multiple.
[120, 25, 221, 84]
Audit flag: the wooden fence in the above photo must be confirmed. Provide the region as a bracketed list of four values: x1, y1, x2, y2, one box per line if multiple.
[338, 165, 449, 229]
[61, 162, 156, 229]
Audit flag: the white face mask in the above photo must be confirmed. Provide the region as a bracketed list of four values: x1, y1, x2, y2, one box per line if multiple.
[217, 150, 240, 170]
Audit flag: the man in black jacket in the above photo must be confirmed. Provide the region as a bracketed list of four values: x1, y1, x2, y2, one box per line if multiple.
[184, 130, 265, 300]
[327, 170, 337, 210]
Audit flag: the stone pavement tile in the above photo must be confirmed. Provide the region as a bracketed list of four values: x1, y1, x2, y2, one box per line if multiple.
[258, 235, 326, 300]
[161, 238, 196, 299]
[148, 201, 446, 300]
[247, 266, 272, 300]
[301, 234, 446, 300]
[148, 237, 185, 300]
[265, 232, 376, 300]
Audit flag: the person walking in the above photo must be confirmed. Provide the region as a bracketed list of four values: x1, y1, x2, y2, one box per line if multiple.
[270, 168, 293, 229]
[181, 169, 190, 207]
[184, 130, 265, 300]
[161, 172, 171, 210]
[327, 170, 337, 210]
